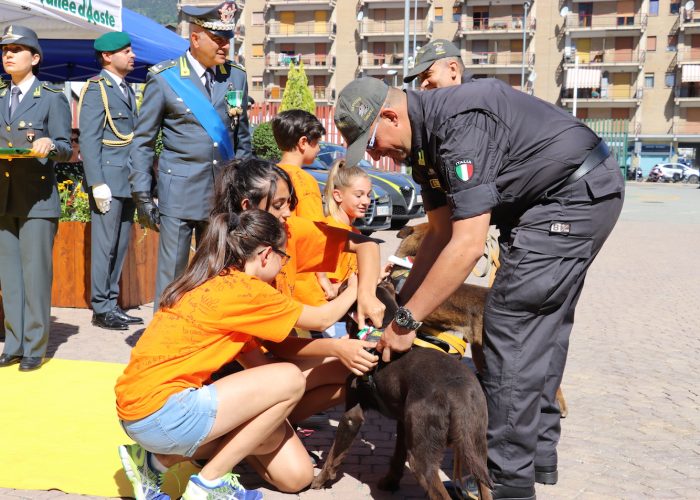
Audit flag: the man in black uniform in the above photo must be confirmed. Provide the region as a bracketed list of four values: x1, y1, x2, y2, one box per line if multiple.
[334, 77, 624, 499]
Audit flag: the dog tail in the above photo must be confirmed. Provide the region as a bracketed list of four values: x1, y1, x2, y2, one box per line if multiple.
[450, 388, 493, 490]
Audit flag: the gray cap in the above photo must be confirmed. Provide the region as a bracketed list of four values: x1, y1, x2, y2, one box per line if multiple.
[403, 39, 461, 83]
[181, 1, 237, 39]
[334, 77, 389, 167]
[0, 25, 42, 61]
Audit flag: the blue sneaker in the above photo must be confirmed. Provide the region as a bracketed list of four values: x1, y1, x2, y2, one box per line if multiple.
[118, 443, 170, 500]
[182, 472, 263, 500]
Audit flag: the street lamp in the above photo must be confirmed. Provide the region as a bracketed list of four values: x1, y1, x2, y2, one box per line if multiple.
[520, 1, 531, 91]
[403, 0, 410, 88]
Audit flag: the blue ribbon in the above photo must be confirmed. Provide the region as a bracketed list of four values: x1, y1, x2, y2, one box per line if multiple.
[160, 67, 234, 161]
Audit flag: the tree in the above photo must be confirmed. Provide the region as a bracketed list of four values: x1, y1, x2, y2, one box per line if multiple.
[279, 60, 316, 114]
[252, 122, 281, 161]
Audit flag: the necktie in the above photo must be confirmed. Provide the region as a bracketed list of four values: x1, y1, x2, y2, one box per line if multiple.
[204, 69, 214, 97]
[119, 82, 132, 109]
[9, 87, 21, 121]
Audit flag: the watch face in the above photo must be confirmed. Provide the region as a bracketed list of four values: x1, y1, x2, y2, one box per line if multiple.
[395, 307, 410, 327]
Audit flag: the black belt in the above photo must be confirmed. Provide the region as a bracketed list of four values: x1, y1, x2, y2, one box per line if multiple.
[548, 140, 610, 197]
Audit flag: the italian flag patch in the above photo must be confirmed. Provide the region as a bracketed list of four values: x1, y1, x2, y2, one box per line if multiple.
[455, 160, 474, 181]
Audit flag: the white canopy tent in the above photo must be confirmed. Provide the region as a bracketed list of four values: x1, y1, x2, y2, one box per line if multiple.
[0, 0, 121, 38]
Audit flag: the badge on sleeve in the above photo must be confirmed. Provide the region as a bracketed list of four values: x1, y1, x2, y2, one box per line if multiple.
[455, 160, 474, 182]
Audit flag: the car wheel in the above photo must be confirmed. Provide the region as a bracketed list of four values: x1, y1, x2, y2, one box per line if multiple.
[686, 174, 699, 184]
[390, 219, 409, 230]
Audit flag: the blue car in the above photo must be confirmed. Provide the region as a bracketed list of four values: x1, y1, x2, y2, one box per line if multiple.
[306, 142, 424, 229]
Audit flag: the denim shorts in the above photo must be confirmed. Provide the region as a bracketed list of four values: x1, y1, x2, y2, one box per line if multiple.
[120, 385, 217, 457]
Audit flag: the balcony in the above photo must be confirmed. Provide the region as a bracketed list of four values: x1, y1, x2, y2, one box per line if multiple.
[234, 24, 245, 43]
[561, 87, 642, 108]
[266, 0, 336, 11]
[677, 47, 700, 64]
[359, 0, 431, 5]
[563, 48, 645, 71]
[459, 16, 535, 39]
[675, 84, 700, 107]
[679, 6, 700, 32]
[359, 19, 431, 40]
[265, 85, 335, 103]
[464, 51, 534, 73]
[564, 13, 646, 38]
[266, 21, 336, 42]
[265, 53, 335, 72]
[358, 53, 405, 74]
[673, 122, 700, 134]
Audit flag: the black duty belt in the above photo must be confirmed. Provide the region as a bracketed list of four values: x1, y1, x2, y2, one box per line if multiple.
[548, 140, 610, 196]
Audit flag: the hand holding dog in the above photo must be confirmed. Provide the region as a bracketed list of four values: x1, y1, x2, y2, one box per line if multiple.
[376, 322, 416, 363]
[333, 339, 379, 376]
[357, 289, 386, 331]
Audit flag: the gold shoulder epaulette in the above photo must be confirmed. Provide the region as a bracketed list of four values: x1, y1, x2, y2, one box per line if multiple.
[42, 82, 65, 92]
[87, 75, 105, 83]
[149, 60, 177, 74]
[0, 79, 7, 89]
[228, 61, 246, 73]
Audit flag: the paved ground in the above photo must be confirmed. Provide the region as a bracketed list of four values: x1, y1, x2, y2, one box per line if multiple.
[2, 182, 699, 499]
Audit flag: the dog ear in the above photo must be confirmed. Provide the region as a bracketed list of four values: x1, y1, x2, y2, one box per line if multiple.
[396, 225, 416, 240]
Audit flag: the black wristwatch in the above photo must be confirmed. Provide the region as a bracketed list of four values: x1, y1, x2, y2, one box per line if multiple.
[394, 306, 422, 331]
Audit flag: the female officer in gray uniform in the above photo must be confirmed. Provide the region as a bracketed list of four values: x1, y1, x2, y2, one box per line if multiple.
[0, 25, 72, 372]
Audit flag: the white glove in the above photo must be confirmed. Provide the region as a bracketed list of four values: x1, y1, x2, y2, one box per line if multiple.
[92, 183, 112, 214]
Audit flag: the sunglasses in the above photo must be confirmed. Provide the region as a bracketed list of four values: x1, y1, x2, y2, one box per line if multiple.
[258, 247, 291, 266]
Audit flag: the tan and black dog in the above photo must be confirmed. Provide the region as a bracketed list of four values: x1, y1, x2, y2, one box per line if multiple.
[393, 223, 568, 418]
[311, 281, 493, 500]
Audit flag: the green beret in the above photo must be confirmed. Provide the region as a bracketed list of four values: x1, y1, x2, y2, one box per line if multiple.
[94, 32, 131, 52]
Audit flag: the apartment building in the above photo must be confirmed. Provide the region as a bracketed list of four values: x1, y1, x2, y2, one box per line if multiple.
[177, 0, 700, 166]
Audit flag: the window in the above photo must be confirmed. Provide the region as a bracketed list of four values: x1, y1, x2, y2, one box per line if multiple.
[668, 35, 678, 51]
[252, 11, 264, 25]
[252, 44, 264, 58]
[435, 7, 443, 22]
[644, 73, 655, 88]
[647, 36, 657, 51]
[251, 77, 263, 91]
[665, 72, 676, 88]
[453, 6, 461, 22]
[649, 0, 659, 15]
[473, 7, 489, 30]
[670, 2, 681, 14]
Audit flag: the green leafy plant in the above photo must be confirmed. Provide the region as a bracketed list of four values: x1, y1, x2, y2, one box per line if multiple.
[57, 179, 91, 222]
[280, 61, 316, 114]
[252, 121, 281, 161]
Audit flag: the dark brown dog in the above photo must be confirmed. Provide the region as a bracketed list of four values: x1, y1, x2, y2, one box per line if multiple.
[310, 281, 492, 499]
[393, 223, 568, 418]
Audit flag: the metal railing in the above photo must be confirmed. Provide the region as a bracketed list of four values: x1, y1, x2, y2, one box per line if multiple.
[675, 84, 700, 98]
[565, 13, 645, 29]
[677, 47, 700, 63]
[563, 48, 645, 65]
[359, 19, 429, 35]
[267, 21, 335, 36]
[460, 16, 535, 32]
[264, 85, 334, 101]
[358, 53, 405, 67]
[561, 87, 641, 99]
[266, 53, 334, 68]
[467, 51, 534, 66]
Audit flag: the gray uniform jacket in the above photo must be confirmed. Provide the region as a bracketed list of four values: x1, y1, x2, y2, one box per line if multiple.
[407, 78, 623, 225]
[129, 54, 252, 221]
[79, 71, 136, 198]
[0, 79, 72, 218]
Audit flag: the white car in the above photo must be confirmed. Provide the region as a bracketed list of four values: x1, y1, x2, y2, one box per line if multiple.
[651, 163, 699, 183]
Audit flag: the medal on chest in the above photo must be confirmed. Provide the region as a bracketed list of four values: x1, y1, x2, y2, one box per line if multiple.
[225, 83, 244, 129]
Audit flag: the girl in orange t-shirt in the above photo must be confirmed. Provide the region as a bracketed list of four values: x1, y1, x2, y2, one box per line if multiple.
[210, 158, 385, 424]
[115, 210, 378, 499]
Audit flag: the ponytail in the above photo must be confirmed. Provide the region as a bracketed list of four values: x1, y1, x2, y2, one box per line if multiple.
[160, 210, 286, 308]
[324, 159, 371, 220]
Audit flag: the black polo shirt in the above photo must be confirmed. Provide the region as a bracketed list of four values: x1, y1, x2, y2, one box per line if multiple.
[407, 79, 600, 224]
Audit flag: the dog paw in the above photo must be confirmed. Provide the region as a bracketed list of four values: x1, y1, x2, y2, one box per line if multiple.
[310, 476, 326, 490]
[378, 476, 401, 491]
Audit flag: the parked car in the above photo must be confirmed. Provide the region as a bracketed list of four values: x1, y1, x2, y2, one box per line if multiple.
[307, 142, 425, 229]
[650, 163, 700, 183]
[304, 167, 392, 235]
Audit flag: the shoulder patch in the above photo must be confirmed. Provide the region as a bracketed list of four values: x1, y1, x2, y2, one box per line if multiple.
[149, 60, 177, 74]
[88, 75, 104, 83]
[0, 79, 7, 89]
[228, 61, 246, 73]
[42, 82, 65, 92]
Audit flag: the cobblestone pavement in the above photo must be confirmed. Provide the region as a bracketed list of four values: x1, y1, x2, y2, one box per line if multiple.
[2, 182, 699, 499]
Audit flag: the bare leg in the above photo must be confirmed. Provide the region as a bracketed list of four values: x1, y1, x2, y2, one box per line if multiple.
[289, 357, 350, 424]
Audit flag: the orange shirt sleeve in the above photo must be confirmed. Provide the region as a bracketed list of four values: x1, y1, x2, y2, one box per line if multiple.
[324, 216, 359, 283]
[278, 164, 324, 221]
[289, 217, 348, 274]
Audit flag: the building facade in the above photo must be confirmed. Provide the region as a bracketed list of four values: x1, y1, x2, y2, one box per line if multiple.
[178, 0, 700, 169]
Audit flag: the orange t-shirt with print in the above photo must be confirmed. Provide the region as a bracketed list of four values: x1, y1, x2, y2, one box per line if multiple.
[278, 163, 324, 221]
[324, 216, 360, 284]
[274, 216, 348, 299]
[115, 271, 302, 421]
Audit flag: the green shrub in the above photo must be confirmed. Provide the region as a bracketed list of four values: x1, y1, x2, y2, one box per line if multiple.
[252, 122, 281, 161]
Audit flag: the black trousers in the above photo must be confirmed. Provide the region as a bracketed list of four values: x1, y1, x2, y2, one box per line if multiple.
[482, 156, 624, 487]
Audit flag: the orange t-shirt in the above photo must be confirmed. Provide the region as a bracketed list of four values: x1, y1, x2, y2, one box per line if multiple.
[115, 271, 302, 421]
[278, 163, 324, 221]
[274, 216, 348, 298]
[292, 216, 360, 306]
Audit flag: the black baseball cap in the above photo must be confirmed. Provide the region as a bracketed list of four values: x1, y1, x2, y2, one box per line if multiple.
[181, 1, 237, 39]
[403, 39, 461, 83]
[334, 77, 389, 167]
